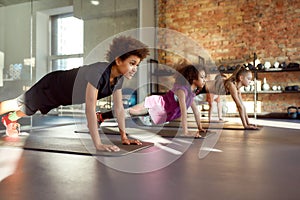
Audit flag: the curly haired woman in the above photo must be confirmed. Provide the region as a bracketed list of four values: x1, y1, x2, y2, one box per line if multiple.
[0, 36, 150, 152]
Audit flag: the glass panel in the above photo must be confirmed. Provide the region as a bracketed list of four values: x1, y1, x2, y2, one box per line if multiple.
[0, 0, 33, 129]
[52, 57, 83, 71]
[51, 14, 84, 55]
[0, 0, 140, 135]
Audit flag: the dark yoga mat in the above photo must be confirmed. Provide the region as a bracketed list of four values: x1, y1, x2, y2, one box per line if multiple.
[99, 126, 215, 139]
[75, 124, 157, 136]
[156, 129, 215, 139]
[172, 118, 228, 123]
[98, 117, 228, 126]
[131, 118, 261, 130]
[74, 127, 124, 135]
[23, 136, 153, 157]
[166, 121, 245, 130]
[166, 121, 262, 130]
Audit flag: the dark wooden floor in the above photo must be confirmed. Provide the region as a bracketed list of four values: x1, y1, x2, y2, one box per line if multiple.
[0, 116, 299, 200]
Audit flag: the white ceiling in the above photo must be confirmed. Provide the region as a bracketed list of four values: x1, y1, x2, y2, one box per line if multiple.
[0, 0, 33, 7]
[74, 0, 138, 20]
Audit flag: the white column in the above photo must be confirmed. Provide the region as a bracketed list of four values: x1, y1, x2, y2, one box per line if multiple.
[138, 0, 155, 102]
[0, 51, 4, 87]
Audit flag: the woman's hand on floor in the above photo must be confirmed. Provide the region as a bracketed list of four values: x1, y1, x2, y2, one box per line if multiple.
[198, 128, 207, 133]
[122, 138, 142, 145]
[245, 124, 259, 130]
[96, 144, 120, 152]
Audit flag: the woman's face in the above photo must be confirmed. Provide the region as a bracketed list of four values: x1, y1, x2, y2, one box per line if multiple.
[193, 70, 206, 88]
[240, 72, 253, 87]
[116, 55, 141, 79]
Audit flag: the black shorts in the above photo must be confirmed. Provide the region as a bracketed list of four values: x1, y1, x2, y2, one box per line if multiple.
[17, 94, 58, 116]
[16, 72, 62, 115]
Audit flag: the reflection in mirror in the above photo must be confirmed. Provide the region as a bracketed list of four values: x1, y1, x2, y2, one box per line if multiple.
[0, 0, 33, 130]
[0, 0, 139, 133]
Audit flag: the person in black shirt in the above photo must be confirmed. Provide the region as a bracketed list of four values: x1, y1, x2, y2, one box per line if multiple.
[0, 36, 149, 152]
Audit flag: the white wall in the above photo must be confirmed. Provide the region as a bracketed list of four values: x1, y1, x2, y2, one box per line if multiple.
[84, 11, 138, 58]
[1, 3, 31, 67]
[35, 5, 73, 81]
[137, 0, 155, 102]
[0, 51, 3, 86]
[0, 7, 4, 52]
[35, 11, 49, 81]
[0, 8, 4, 87]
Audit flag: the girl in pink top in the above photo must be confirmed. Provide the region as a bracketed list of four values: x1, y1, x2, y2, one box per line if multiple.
[98, 64, 207, 137]
[130, 64, 207, 137]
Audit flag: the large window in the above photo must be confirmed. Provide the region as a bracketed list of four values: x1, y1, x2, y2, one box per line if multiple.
[50, 13, 83, 71]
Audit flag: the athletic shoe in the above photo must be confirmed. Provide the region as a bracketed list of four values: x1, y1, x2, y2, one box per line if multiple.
[139, 115, 152, 126]
[1, 113, 20, 137]
[96, 112, 104, 125]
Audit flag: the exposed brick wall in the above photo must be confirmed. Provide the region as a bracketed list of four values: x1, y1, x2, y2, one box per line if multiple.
[156, 0, 300, 113]
[156, 0, 300, 64]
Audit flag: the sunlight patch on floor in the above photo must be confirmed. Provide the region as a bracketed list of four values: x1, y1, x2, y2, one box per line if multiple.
[226, 117, 300, 130]
[0, 147, 23, 182]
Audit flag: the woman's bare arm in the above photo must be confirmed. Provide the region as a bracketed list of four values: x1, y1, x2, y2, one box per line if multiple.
[112, 89, 142, 145]
[227, 82, 257, 129]
[176, 89, 189, 135]
[226, 82, 249, 128]
[191, 101, 205, 132]
[85, 83, 120, 151]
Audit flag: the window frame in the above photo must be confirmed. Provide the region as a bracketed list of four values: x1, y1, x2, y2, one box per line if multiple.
[48, 12, 84, 72]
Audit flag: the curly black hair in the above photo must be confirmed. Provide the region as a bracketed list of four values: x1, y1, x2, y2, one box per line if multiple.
[175, 64, 206, 85]
[106, 36, 150, 64]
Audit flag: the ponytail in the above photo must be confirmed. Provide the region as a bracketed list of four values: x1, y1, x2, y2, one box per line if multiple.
[227, 65, 249, 82]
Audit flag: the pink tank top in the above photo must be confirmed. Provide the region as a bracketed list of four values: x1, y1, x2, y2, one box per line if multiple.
[162, 84, 196, 122]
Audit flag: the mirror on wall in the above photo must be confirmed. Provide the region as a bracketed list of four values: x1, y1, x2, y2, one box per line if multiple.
[0, 0, 139, 130]
[0, 0, 34, 129]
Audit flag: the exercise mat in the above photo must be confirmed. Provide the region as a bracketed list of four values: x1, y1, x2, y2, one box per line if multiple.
[75, 122, 137, 134]
[75, 128, 101, 133]
[176, 122, 262, 130]
[166, 121, 245, 130]
[132, 118, 261, 130]
[100, 126, 215, 139]
[75, 128, 121, 135]
[130, 117, 229, 127]
[156, 129, 215, 139]
[23, 136, 153, 157]
[168, 122, 262, 130]
[172, 118, 228, 123]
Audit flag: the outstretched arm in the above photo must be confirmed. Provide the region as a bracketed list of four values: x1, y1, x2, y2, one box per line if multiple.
[191, 101, 206, 134]
[227, 82, 257, 129]
[85, 83, 120, 151]
[176, 89, 189, 135]
[112, 89, 142, 145]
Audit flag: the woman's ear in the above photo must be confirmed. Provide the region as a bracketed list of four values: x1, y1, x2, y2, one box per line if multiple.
[238, 75, 244, 82]
[192, 79, 197, 85]
[115, 57, 121, 66]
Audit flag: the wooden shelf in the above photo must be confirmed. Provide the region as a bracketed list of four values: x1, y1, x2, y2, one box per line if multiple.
[152, 71, 174, 76]
[242, 90, 300, 94]
[217, 67, 300, 74]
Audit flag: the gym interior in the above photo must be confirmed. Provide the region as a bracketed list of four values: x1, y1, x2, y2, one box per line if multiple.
[0, 1, 299, 200]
